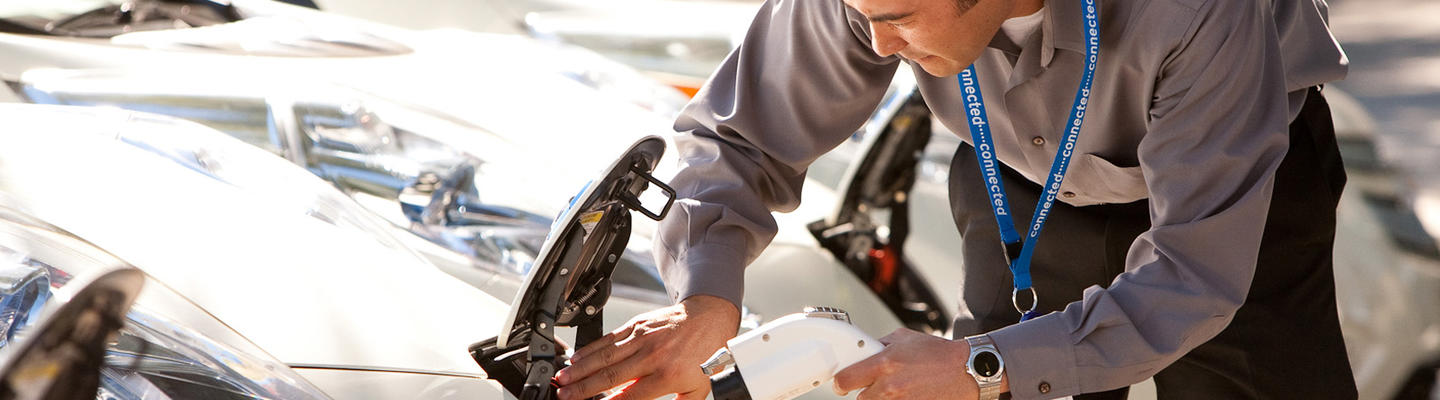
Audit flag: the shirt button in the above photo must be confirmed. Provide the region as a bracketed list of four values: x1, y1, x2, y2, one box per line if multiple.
[1062, 191, 1077, 199]
[1039, 382, 1052, 394]
[1031, 136, 1046, 146]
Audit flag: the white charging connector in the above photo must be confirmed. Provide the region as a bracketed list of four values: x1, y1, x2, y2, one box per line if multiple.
[707, 308, 883, 400]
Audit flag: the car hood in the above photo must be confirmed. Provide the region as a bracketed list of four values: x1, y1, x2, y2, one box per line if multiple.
[0, 105, 507, 377]
[0, 0, 685, 214]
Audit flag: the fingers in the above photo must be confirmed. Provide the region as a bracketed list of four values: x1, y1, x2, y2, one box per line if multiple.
[557, 353, 650, 400]
[673, 387, 713, 400]
[600, 376, 666, 400]
[855, 380, 893, 400]
[572, 323, 637, 363]
[836, 328, 919, 396]
[557, 302, 737, 400]
[608, 367, 711, 400]
[833, 351, 886, 395]
[556, 332, 642, 386]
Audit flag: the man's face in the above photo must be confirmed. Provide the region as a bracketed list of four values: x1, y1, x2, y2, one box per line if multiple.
[844, 0, 1015, 76]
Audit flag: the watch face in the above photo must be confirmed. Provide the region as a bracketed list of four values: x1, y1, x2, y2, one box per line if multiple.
[973, 351, 1002, 377]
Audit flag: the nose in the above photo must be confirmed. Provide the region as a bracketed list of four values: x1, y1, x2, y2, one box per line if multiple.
[869, 24, 906, 58]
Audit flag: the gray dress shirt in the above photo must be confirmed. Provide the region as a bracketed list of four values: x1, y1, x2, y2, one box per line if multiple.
[653, 0, 1347, 398]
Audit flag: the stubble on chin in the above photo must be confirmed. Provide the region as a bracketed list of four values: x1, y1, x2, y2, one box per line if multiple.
[914, 58, 963, 77]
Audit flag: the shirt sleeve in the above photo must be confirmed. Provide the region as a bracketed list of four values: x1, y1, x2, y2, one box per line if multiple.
[654, 0, 899, 307]
[987, 1, 1293, 398]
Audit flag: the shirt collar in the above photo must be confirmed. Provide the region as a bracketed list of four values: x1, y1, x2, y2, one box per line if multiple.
[1041, 0, 1086, 66]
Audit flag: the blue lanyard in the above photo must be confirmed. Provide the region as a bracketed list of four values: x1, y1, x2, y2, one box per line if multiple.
[956, 0, 1099, 321]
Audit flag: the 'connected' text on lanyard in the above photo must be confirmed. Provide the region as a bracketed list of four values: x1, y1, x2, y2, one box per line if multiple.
[956, 0, 1099, 322]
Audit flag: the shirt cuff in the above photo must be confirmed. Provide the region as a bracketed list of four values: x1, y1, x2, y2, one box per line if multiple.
[659, 243, 748, 309]
[987, 312, 1080, 400]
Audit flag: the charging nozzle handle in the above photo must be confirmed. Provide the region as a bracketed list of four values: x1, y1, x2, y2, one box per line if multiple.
[705, 309, 883, 400]
[705, 347, 749, 399]
[711, 367, 753, 400]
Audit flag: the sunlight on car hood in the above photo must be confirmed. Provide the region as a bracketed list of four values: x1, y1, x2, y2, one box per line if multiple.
[0, 0, 693, 226]
[0, 105, 507, 376]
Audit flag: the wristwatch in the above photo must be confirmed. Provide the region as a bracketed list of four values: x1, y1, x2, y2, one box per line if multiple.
[964, 334, 1005, 400]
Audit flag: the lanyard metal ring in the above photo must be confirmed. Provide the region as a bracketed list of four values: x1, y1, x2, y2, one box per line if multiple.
[1012, 287, 1038, 315]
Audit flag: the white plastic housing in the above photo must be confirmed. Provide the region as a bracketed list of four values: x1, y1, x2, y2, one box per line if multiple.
[726, 313, 883, 400]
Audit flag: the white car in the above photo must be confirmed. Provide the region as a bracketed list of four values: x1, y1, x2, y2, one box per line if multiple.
[0, 0, 910, 351]
[0, 101, 906, 399]
[0, 104, 514, 398]
[1324, 89, 1440, 399]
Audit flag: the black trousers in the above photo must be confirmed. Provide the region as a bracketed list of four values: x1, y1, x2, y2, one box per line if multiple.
[947, 87, 1357, 399]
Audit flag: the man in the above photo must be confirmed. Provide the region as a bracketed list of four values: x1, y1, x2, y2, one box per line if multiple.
[556, 0, 1354, 398]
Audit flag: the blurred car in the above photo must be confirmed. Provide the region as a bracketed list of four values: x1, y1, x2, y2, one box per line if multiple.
[0, 103, 515, 398]
[1324, 89, 1440, 399]
[0, 0, 912, 349]
[302, 0, 759, 96]
[518, 0, 759, 96]
[804, 84, 1440, 399]
[10, 67, 693, 330]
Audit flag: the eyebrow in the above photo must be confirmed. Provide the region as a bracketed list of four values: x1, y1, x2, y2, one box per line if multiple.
[841, 1, 914, 23]
[866, 11, 913, 23]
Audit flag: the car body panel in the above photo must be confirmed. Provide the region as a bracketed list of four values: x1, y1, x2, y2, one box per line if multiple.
[294, 368, 505, 399]
[1334, 183, 1440, 398]
[0, 104, 506, 377]
[1, 0, 905, 339]
[0, 2, 912, 397]
[0, 187, 493, 399]
[0, 18, 704, 339]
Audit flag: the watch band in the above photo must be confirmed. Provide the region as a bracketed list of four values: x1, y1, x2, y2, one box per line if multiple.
[979, 379, 1004, 400]
[965, 334, 1005, 400]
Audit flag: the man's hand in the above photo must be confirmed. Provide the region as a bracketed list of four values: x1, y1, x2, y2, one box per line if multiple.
[554, 295, 740, 400]
[833, 328, 1005, 399]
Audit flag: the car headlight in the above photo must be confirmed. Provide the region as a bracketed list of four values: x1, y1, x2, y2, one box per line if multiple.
[0, 251, 54, 350]
[0, 210, 331, 400]
[97, 306, 329, 400]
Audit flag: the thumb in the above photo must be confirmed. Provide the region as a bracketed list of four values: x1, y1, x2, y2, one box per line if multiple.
[833, 351, 884, 395]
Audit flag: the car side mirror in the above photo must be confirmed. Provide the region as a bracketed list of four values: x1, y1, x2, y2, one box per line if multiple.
[400, 163, 479, 227]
